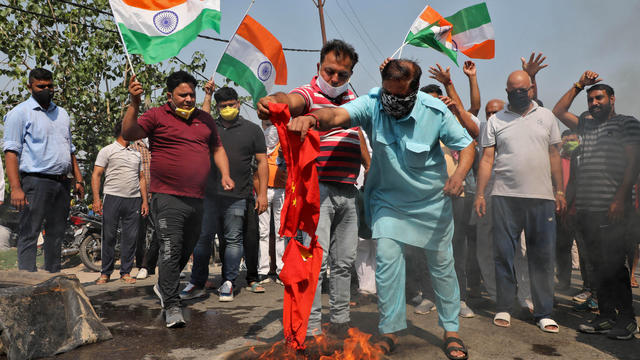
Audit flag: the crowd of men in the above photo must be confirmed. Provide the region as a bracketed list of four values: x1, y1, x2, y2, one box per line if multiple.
[3, 39, 640, 359]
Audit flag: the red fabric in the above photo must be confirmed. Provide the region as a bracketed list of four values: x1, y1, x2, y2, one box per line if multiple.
[269, 103, 320, 240]
[268, 103, 323, 350]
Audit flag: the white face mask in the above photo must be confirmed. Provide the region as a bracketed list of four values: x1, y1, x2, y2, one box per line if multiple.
[316, 73, 350, 99]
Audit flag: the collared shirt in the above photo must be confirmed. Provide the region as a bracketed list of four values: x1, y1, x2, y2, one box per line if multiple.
[129, 139, 151, 193]
[481, 102, 561, 200]
[342, 88, 473, 250]
[3, 96, 75, 175]
[137, 103, 221, 199]
[291, 76, 361, 184]
[95, 141, 141, 198]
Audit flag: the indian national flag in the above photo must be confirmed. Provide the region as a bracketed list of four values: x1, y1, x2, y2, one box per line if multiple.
[404, 6, 458, 65]
[109, 0, 221, 64]
[216, 15, 287, 106]
[445, 3, 495, 59]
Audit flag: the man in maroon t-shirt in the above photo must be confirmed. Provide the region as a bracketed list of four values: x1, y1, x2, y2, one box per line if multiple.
[122, 71, 234, 328]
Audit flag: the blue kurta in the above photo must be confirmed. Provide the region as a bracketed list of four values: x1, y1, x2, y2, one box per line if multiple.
[342, 88, 473, 250]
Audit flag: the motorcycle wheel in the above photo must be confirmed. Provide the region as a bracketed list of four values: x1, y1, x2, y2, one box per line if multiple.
[79, 233, 102, 272]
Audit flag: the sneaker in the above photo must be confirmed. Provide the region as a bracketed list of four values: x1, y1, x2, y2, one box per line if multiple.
[136, 268, 148, 280]
[275, 276, 284, 286]
[578, 316, 615, 334]
[218, 280, 234, 302]
[153, 284, 164, 308]
[573, 290, 591, 303]
[607, 319, 638, 340]
[165, 306, 186, 328]
[328, 321, 351, 339]
[179, 271, 187, 279]
[414, 298, 436, 315]
[179, 283, 207, 300]
[258, 274, 271, 284]
[459, 301, 475, 318]
[573, 297, 598, 312]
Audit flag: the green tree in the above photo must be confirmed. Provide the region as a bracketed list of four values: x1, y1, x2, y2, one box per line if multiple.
[0, 0, 207, 200]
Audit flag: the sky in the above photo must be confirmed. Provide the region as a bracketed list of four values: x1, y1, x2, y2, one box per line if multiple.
[173, 0, 640, 124]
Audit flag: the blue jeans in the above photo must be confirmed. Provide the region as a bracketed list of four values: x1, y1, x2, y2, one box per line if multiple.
[492, 196, 556, 321]
[190, 195, 246, 287]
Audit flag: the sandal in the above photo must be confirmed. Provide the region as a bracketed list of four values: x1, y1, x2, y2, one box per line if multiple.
[373, 334, 397, 355]
[120, 274, 137, 284]
[444, 336, 468, 360]
[631, 278, 639, 288]
[493, 312, 511, 327]
[537, 318, 559, 333]
[246, 281, 265, 293]
[95, 275, 110, 284]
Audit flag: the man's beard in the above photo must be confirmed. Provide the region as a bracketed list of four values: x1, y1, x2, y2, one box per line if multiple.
[589, 103, 612, 120]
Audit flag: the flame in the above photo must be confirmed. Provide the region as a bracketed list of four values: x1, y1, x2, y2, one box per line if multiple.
[317, 328, 384, 360]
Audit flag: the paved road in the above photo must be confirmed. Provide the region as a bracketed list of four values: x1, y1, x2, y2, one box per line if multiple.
[39, 263, 640, 359]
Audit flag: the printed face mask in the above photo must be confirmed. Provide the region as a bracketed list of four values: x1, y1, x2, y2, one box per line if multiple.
[380, 89, 417, 119]
[219, 106, 239, 121]
[316, 73, 350, 99]
[562, 140, 579, 155]
[507, 88, 531, 112]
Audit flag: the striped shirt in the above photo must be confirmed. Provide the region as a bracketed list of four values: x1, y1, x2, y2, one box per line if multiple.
[291, 76, 361, 184]
[576, 114, 640, 211]
[129, 140, 151, 193]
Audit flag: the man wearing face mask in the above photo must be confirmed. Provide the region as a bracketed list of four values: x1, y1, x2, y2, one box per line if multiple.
[257, 39, 369, 339]
[181, 85, 268, 302]
[287, 59, 474, 360]
[3, 68, 85, 273]
[122, 71, 234, 328]
[553, 71, 640, 340]
[474, 70, 566, 334]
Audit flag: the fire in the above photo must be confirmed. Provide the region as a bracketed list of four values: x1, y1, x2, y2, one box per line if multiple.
[317, 328, 384, 360]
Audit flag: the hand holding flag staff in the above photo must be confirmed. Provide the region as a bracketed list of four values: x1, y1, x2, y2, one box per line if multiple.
[392, 2, 495, 65]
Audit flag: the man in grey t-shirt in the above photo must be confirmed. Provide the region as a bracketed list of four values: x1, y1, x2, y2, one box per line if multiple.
[475, 70, 565, 333]
[92, 122, 149, 284]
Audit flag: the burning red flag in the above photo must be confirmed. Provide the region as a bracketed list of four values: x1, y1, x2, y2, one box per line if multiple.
[269, 103, 323, 349]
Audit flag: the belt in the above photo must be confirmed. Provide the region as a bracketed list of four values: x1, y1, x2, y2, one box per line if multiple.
[21, 172, 69, 182]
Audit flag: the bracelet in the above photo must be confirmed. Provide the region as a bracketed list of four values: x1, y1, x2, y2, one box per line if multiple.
[556, 190, 565, 196]
[477, 194, 485, 199]
[573, 82, 584, 91]
[305, 112, 320, 129]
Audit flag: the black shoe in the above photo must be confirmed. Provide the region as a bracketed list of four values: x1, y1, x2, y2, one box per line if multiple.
[578, 316, 615, 334]
[607, 319, 638, 340]
[328, 321, 352, 339]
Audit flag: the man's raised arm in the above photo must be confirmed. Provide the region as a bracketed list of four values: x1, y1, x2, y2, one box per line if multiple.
[288, 107, 351, 142]
[257, 92, 307, 120]
[552, 71, 602, 130]
[122, 75, 149, 141]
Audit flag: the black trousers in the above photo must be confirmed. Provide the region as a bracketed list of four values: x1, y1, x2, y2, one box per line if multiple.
[17, 175, 70, 272]
[244, 197, 260, 284]
[101, 194, 141, 276]
[555, 214, 576, 287]
[577, 210, 634, 322]
[152, 193, 203, 309]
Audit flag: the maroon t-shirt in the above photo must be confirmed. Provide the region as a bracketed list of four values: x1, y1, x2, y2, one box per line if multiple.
[137, 103, 221, 199]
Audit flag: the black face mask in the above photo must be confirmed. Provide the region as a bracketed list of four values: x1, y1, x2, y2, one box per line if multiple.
[32, 89, 53, 108]
[507, 89, 531, 112]
[380, 89, 417, 119]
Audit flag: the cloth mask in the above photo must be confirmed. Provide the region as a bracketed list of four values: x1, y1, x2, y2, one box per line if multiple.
[380, 89, 417, 119]
[174, 106, 195, 120]
[507, 89, 531, 112]
[33, 89, 53, 108]
[562, 140, 579, 155]
[316, 73, 349, 99]
[220, 106, 239, 121]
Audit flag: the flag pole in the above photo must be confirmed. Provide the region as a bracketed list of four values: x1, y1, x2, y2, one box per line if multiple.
[397, 3, 429, 58]
[108, 3, 136, 78]
[210, 0, 256, 82]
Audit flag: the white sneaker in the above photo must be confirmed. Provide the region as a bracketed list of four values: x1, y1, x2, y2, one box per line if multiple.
[459, 301, 475, 318]
[136, 268, 148, 280]
[218, 280, 234, 302]
[179, 282, 207, 300]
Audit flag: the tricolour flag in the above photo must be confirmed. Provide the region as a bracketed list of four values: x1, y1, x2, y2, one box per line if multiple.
[216, 15, 287, 106]
[445, 3, 495, 59]
[404, 6, 458, 65]
[109, 0, 221, 64]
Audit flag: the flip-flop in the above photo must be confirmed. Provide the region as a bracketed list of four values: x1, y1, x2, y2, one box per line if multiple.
[537, 318, 559, 333]
[443, 336, 468, 360]
[245, 282, 265, 293]
[120, 274, 136, 284]
[95, 275, 110, 284]
[493, 312, 511, 327]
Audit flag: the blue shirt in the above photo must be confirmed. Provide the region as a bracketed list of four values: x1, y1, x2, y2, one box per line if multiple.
[342, 88, 473, 250]
[3, 96, 75, 175]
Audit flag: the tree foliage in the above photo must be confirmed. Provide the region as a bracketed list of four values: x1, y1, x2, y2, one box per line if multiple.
[0, 0, 208, 198]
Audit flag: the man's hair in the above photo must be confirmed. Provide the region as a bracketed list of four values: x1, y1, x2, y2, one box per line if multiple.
[561, 129, 575, 138]
[320, 39, 359, 70]
[381, 59, 422, 92]
[166, 71, 197, 92]
[113, 122, 122, 137]
[28, 68, 53, 84]
[214, 86, 239, 103]
[420, 84, 442, 96]
[587, 84, 614, 97]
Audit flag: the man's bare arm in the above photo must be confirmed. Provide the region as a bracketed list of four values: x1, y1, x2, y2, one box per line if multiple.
[463, 61, 481, 116]
[549, 144, 566, 213]
[552, 71, 602, 130]
[609, 144, 640, 222]
[288, 107, 351, 141]
[122, 75, 148, 141]
[212, 145, 234, 191]
[443, 143, 475, 197]
[521, 52, 548, 101]
[474, 145, 495, 217]
[91, 165, 105, 213]
[5, 151, 26, 210]
[257, 92, 307, 120]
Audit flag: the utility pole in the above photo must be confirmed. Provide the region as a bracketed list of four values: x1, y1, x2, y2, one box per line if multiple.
[314, 0, 327, 45]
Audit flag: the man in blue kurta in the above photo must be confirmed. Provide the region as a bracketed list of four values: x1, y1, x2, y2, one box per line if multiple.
[287, 59, 474, 360]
